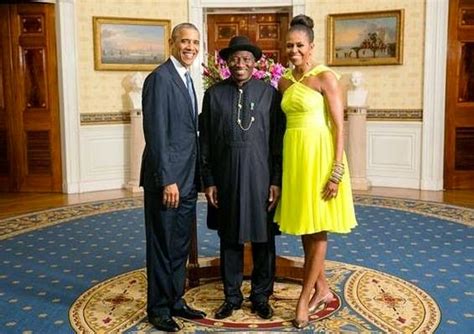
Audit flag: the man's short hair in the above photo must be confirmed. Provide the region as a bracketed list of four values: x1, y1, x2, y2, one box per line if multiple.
[171, 23, 199, 41]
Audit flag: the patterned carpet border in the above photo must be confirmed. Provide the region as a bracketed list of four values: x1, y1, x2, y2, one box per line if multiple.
[0, 198, 144, 241]
[1, 194, 472, 241]
[69, 259, 441, 333]
[354, 195, 474, 226]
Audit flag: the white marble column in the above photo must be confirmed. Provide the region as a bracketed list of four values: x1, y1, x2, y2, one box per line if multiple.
[347, 107, 370, 190]
[421, 0, 449, 190]
[56, 0, 81, 193]
[126, 109, 144, 193]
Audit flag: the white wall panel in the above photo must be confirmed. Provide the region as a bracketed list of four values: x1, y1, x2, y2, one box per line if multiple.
[366, 122, 422, 189]
[77, 122, 422, 192]
[79, 125, 130, 192]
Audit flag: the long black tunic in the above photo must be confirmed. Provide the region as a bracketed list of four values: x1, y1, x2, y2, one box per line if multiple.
[199, 78, 285, 244]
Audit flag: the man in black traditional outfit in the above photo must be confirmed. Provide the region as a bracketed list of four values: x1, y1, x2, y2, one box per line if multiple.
[199, 36, 285, 320]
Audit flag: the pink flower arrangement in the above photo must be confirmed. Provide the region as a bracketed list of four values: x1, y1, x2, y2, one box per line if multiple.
[202, 53, 285, 90]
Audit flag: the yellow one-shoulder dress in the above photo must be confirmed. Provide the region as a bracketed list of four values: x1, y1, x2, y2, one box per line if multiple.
[274, 65, 357, 235]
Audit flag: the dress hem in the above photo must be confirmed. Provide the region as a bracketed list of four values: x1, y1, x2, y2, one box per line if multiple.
[276, 225, 357, 236]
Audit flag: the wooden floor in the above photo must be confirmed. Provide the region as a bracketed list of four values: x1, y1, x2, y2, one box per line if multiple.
[0, 187, 473, 220]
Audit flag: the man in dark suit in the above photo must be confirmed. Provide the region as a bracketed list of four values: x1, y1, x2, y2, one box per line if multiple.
[140, 22, 205, 332]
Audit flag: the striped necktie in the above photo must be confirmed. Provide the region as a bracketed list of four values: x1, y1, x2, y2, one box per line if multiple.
[185, 71, 196, 116]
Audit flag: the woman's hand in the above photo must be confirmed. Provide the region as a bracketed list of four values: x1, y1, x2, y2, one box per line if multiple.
[322, 180, 339, 201]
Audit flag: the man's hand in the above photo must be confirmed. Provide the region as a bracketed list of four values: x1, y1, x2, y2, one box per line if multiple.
[267, 185, 281, 211]
[163, 183, 179, 208]
[204, 186, 219, 208]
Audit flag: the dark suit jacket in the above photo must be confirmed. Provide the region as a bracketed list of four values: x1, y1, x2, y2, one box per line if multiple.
[140, 59, 199, 197]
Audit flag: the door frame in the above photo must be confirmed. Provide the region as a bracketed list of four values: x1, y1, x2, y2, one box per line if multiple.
[421, 0, 449, 190]
[54, 0, 449, 193]
[188, 0, 305, 107]
[56, 0, 81, 193]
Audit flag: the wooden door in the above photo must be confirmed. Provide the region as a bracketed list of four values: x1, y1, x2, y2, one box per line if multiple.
[207, 13, 289, 65]
[445, 0, 474, 189]
[0, 3, 62, 192]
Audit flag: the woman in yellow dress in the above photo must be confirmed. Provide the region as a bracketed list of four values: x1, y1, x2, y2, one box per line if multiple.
[274, 14, 357, 328]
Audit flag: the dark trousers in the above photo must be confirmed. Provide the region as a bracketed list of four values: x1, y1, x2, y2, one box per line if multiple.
[220, 236, 276, 306]
[144, 190, 196, 317]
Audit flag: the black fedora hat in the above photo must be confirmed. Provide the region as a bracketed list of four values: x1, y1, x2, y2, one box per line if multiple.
[219, 36, 262, 61]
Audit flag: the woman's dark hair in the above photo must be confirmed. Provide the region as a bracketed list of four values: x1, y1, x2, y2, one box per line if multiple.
[289, 14, 314, 42]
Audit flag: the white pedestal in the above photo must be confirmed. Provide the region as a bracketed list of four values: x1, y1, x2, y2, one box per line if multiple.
[347, 107, 371, 191]
[126, 109, 145, 193]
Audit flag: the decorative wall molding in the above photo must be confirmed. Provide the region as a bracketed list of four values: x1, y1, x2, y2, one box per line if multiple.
[364, 109, 422, 121]
[344, 109, 422, 121]
[80, 112, 131, 125]
[80, 109, 423, 125]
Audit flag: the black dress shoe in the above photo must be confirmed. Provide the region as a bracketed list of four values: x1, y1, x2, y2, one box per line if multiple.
[251, 301, 273, 319]
[148, 315, 180, 332]
[214, 301, 241, 319]
[172, 304, 206, 319]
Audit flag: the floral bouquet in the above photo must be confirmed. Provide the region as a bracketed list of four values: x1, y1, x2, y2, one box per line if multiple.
[202, 53, 286, 90]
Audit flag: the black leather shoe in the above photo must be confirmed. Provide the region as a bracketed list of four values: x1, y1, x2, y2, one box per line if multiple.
[172, 304, 206, 319]
[148, 315, 180, 332]
[251, 301, 273, 319]
[214, 301, 241, 319]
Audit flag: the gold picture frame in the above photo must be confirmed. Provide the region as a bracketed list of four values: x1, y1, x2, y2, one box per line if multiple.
[327, 10, 404, 66]
[93, 17, 171, 71]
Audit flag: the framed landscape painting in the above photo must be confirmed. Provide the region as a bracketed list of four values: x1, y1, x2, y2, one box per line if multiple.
[327, 10, 404, 66]
[93, 17, 171, 71]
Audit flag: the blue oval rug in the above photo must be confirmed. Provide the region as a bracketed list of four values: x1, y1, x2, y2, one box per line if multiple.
[0, 195, 472, 333]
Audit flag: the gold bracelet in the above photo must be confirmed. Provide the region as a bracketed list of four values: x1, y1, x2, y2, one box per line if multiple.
[330, 161, 345, 184]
